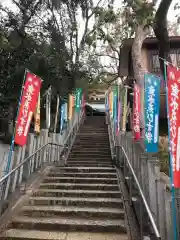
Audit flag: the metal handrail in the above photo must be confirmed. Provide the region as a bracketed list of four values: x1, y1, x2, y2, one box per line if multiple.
[0, 110, 85, 186]
[0, 143, 53, 185]
[121, 146, 161, 239]
[106, 111, 161, 238]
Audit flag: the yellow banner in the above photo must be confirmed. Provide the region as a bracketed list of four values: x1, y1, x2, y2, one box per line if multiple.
[34, 93, 40, 133]
[69, 94, 73, 120]
[122, 87, 128, 132]
[109, 91, 113, 117]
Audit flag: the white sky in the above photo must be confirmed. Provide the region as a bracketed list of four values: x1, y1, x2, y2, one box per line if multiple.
[1, 0, 178, 21]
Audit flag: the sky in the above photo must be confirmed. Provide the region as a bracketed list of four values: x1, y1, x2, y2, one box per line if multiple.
[1, 0, 179, 21]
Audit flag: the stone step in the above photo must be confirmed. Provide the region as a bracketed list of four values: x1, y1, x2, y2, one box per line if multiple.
[21, 205, 124, 219]
[28, 196, 123, 208]
[0, 229, 128, 240]
[67, 163, 112, 167]
[78, 133, 108, 135]
[47, 172, 117, 178]
[39, 182, 119, 191]
[79, 130, 107, 133]
[68, 154, 111, 158]
[72, 145, 110, 149]
[51, 166, 116, 173]
[67, 158, 111, 162]
[75, 138, 109, 141]
[43, 177, 117, 184]
[11, 216, 127, 233]
[77, 134, 108, 137]
[70, 153, 111, 156]
[74, 139, 108, 142]
[67, 161, 112, 165]
[72, 146, 110, 150]
[73, 145, 110, 148]
[74, 139, 109, 142]
[69, 154, 111, 158]
[72, 146, 110, 149]
[0, 229, 67, 240]
[70, 149, 110, 157]
[71, 149, 111, 153]
[33, 189, 122, 198]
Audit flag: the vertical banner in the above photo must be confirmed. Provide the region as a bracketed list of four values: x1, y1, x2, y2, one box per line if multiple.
[144, 73, 160, 153]
[14, 72, 42, 146]
[116, 101, 121, 135]
[133, 84, 141, 140]
[109, 91, 113, 117]
[54, 95, 60, 133]
[167, 65, 180, 188]
[64, 102, 68, 122]
[122, 87, 128, 132]
[105, 91, 109, 112]
[75, 88, 82, 112]
[113, 88, 118, 122]
[34, 93, 41, 133]
[46, 86, 51, 129]
[60, 103, 65, 133]
[68, 94, 73, 120]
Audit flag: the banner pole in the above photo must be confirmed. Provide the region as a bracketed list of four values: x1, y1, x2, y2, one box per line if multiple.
[4, 69, 28, 175]
[164, 61, 178, 240]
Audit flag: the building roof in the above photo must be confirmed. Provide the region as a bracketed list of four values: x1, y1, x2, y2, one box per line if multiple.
[123, 36, 180, 47]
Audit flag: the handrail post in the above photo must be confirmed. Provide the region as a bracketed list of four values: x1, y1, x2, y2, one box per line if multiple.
[0, 109, 85, 218]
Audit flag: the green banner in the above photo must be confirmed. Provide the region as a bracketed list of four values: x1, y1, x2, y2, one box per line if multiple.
[113, 88, 118, 119]
[75, 88, 82, 112]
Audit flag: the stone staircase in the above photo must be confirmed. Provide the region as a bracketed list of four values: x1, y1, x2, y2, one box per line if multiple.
[0, 116, 128, 240]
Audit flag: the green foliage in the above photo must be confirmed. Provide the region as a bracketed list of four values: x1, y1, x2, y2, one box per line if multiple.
[124, 0, 155, 27]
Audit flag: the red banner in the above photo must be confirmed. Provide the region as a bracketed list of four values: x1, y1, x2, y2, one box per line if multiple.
[133, 84, 141, 140]
[167, 65, 180, 188]
[15, 72, 42, 146]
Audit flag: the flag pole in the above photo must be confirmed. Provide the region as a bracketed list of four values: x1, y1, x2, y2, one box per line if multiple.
[4, 69, 28, 174]
[164, 61, 178, 240]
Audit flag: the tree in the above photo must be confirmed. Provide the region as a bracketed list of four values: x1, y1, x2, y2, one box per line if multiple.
[79, 7, 133, 86]
[153, 0, 173, 74]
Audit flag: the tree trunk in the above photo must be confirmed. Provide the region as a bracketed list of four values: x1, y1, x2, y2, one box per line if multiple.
[154, 0, 173, 75]
[131, 25, 148, 134]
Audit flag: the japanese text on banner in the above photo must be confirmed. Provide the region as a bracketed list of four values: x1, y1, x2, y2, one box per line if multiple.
[60, 103, 65, 133]
[144, 73, 160, 153]
[133, 84, 141, 140]
[167, 65, 180, 188]
[109, 91, 113, 117]
[113, 89, 118, 122]
[15, 72, 42, 146]
[75, 88, 82, 113]
[34, 93, 40, 133]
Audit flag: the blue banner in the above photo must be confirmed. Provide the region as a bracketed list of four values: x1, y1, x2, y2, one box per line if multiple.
[60, 103, 65, 132]
[144, 73, 160, 152]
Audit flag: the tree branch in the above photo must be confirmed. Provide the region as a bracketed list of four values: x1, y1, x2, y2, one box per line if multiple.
[76, 0, 104, 62]
[95, 53, 119, 60]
